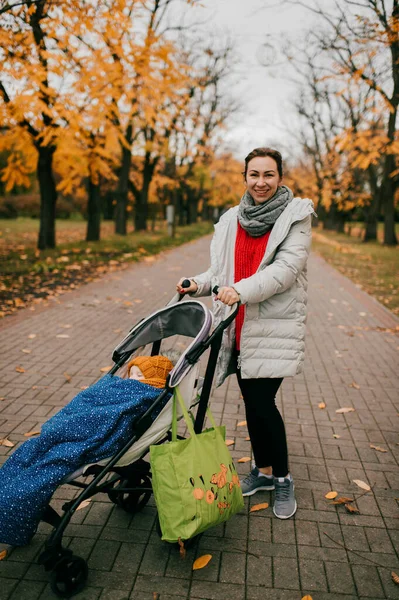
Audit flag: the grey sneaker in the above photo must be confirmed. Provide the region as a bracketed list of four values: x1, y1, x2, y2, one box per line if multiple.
[273, 474, 297, 519]
[240, 467, 275, 497]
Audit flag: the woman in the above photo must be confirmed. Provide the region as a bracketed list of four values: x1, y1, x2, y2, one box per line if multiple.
[177, 147, 315, 520]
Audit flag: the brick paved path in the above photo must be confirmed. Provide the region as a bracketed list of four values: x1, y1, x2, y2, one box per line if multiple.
[0, 236, 398, 600]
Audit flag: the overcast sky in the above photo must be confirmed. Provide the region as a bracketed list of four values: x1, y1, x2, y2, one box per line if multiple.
[188, 0, 319, 160]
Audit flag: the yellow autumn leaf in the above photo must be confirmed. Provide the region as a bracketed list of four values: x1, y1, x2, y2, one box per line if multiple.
[0, 550, 7, 561]
[250, 502, 269, 512]
[0, 439, 15, 447]
[370, 444, 387, 453]
[225, 440, 235, 447]
[21, 349, 31, 354]
[302, 596, 313, 600]
[392, 571, 399, 586]
[325, 491, 338, 499]
[192, 554, 212, 570]
[345, 503, 360, 514]
[237, 420, 247, 427]
[349, 382, 360, 389]
[333, 434, 341, 439]
[237, 456, 251, 463]
[336, 407, 355, 414]
[15, 366, 25, 373]
[100, 366, 113, 372]
[332, 496, 354, 505]
[24, 431, 40, 437]
[353, 479, 371, 491]
[56, 334, 70, 339]
[76, 499, 91, 511]
[318, 402, 326, 409]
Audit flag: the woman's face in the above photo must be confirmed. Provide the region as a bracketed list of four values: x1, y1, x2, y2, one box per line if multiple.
[245, 156, 282, 205]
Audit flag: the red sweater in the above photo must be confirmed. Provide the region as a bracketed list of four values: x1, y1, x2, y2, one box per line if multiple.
[234, 222, 271, 350]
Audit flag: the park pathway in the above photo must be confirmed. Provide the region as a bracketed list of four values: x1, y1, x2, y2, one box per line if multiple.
[0, 235, 398, 600]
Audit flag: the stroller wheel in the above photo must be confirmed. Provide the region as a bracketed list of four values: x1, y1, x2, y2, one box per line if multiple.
[107, 475, 152, 513]
[50, 554, 88, 598]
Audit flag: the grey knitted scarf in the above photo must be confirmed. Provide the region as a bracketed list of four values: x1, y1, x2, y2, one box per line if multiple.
[238, 185, 294, 237]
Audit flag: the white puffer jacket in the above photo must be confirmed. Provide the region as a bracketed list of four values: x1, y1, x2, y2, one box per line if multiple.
[191, 197, 315, 387]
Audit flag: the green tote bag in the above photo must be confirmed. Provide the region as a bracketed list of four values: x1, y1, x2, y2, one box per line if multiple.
[149, 386, 244, 543]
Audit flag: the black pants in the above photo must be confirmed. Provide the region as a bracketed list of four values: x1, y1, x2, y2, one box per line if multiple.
[236, 362, 288, 478]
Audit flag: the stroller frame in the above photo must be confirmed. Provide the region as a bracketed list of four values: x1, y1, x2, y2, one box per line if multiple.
[36, 290, 238, 598]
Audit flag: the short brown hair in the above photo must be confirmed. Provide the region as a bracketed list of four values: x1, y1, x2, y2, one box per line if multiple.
[243, 147, 283, 179]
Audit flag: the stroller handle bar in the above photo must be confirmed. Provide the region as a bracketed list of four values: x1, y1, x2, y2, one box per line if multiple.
[169, 279, 239, 332]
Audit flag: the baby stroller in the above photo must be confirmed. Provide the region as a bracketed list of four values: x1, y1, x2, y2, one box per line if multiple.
[35, 282, 238, 598]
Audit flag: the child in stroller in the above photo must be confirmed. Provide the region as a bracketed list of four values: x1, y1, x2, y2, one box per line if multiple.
[0, 354, 175, 548]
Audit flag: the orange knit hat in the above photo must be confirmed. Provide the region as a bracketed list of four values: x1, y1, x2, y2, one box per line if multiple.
[127, 355, 174, 389]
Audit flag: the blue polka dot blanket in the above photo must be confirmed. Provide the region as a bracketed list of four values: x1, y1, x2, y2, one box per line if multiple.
[0, 375, 169, 546]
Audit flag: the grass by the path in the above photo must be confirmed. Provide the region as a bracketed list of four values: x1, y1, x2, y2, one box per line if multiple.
[311, 227, 399, 316]
[0, 218, 213, 318]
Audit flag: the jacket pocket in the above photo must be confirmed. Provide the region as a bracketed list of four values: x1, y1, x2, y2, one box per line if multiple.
[258, 282, 297, 320]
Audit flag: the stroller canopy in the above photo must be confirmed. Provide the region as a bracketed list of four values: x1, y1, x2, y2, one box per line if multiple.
[112, 300, 213, 387]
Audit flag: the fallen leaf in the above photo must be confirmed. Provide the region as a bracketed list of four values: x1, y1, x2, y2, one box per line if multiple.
[225, 440, 235, 447]
[60, 324, 72, 328]
[237, 456, 251, 463]
[392, 571, 399, 586]
[100, 366, 113, 372]
[332, 496, 354, 505]
[237, 420, 247, 427]
[113, 328, 123, 333]
[15, 366, 25, 373]
[80, 385, 89, 390]
[28, 334, 36, 339]
[333, 434, 341, 439]
[250, 502, 269, 512]
[349, 382, 360, 389]
[21, 349, 31, 354]
[64, 372, 72, 383]
[318, 402, 326, 409]
[301, 596, 313, 600]
[345, 503, 360, 514]
[369, 444, 387, 453]
[336, 407, 355, 414]
[353, 479, 371, 491]
[325, 491, 338, 499]
[24, 431, 40, 437]
[359, 312, 367, 316]
[153, 593, 160, 600]
[0, 550, 7, 561]
[76, 499, 91, 511]
[0, 397, 5, 401]
[0, 439, 15, 447]
[56, 334, 70, 339]
[178, 537, 186, 559]
[192, 554, 212, 570]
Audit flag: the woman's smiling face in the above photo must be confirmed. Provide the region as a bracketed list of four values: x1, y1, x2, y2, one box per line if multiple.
[245, 155, 282, 205]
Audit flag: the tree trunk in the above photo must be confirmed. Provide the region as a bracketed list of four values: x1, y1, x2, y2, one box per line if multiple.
[86, 179, 101, 241]
[134, 154, 157, 231]
[363, 164, 379, 242]
[37, 145, 57, 250]
[115, 123, 133, 235]
[381, 96, 398, 245]
[103, 191, 114, 220]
